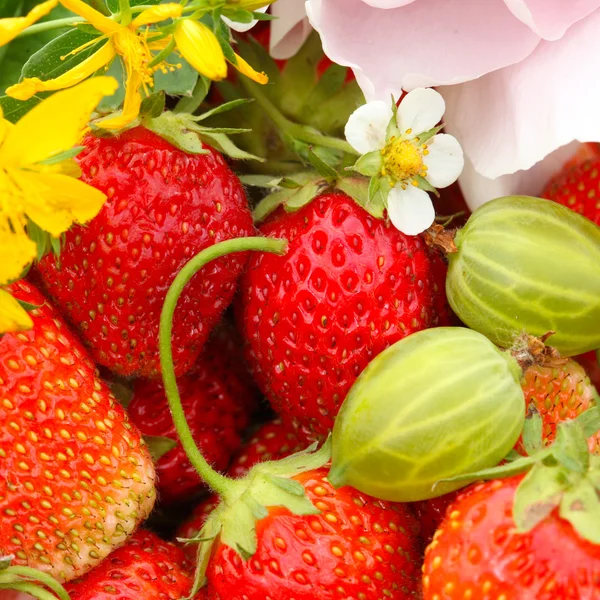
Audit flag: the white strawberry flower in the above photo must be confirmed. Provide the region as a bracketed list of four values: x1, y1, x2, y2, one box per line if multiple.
[223, 5, 270, 33]
[345, 88, 464, 236]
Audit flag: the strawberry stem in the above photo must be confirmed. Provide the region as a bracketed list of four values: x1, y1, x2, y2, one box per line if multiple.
[159, 236, 288, 498]
[0, 564, 70, 600]
[240, 78, 359, 156]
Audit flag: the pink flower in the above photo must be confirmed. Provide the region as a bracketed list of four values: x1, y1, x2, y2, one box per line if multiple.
[305, 0, 600, 209]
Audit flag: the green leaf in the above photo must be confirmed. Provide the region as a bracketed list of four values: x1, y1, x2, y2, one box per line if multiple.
[251, 10, 276, 20]
[107, 379, 134, 408]
[285, 179, 327, 211]
[16, 300, 41, 312]
[307, 148, 338, 182]
[221, 8, 254, 23]
[574, 406, 600, 439]
[140, 91, 166, 118]
[297, 63, 347, 123]
[107, 0, 160, 12]
[174, 76, 210, 114]
[193, 98, 253, 121]
[252, 188, 291, 222]
[352, 151, 383, 177]
[26, 219, 50, 261]
[154, 55, 199, 97]
[38, 146, 83, 166]
[0, 95, 41, 122]
[559, 478, 600, 544]
[144, 435, 178, 462]
[50, 235, 62, 258]
[145, 114, 207, 154]
[522, 405, 544, 456]
[239, 174, 285, 188]
[553, 419, 590, 473]
[513, 463, 564, 532]
[414, 175, 439, 197]
[198, 131, 263, 161]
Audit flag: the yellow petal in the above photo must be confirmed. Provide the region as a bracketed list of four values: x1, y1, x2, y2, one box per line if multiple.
[0, 0, 58, 47]
[96, 67, 142, 130]
[229, 53, 268, 85]
[59, 0, 120, 34]
[0, 289, 33, 333]
[130, 3, 182, 29]
[1, 75, 118, 167]
[0, 230, 36, 287]
[5, 40, 115, 101]
[174, 19, 226, 81]
[15, 169, 107, 236]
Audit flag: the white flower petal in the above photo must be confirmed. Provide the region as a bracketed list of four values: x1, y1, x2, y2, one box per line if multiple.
[306, 0, 540, 101]
[223, 6, 269, 33]
[503, 0, 600, 40]
[345, 101, 392, 154]
[271, 0, 312, 59]
[457, 143, 580, 211]
[440, 8, 600, 182]
[396, 88, 445, 137]
[387, 184, 435, 235]
[423, 134, 464, 188]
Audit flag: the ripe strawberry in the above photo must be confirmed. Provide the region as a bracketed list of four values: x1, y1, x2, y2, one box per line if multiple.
[517, 359, 600, 454]
[37, 127, 255, 379]
[237, 192, 450, 439]
[410, 491, 459, 546]
[206, 467, 422, 599]
[65, 529, 206, 599]
[542, 156, 600, 225]
[127, 350, 255, 504]
[422, 475, 600, 599]
[177, 419, 305, 561]
[0, 281, 156, 582]
[229, 418, 305, 479]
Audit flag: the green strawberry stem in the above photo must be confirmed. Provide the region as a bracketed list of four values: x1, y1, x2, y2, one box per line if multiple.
[158, 236, 288, 498]
[0, 564, 70, 600]
[240, 78, 359, 156]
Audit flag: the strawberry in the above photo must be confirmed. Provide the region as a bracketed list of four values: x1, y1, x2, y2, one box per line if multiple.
[177, 419, 305, 561]
[576, 350, 600, 390]
[410, 491, 459, 546]
[205, 467, 422, 600]
[542, 156, 600, 225]
[517, 359, 600, 454]
[237, 191, 450, 439]
[127, 349, 255, 504]
[228, 419, 305, 479]
[423, 475, 600, 599]
[37, 126, 255, 379]
[0, 281, 156, 582]
[65, 529, 207, 600]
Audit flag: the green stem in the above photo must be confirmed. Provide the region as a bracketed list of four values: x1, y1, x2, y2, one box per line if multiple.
[0, 582, 66, 600]
[118, 0, 132, 25]
[1, 567, 70, 600]
[159, 236, 288, 498]
[241, 78, 359, 156]
[16, 16, 84, 38]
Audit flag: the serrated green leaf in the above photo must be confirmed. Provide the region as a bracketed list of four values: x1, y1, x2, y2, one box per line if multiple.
[553, 419, 590, 473]
[513, 463, 564, 532]
[140, 91, 166, 118]
[144, 435, 178, 462]
[145, 113, 207, 154]
[559, 478, 600, 544]
[352, 151, 383, 177]
[193, 98, 253, 121]
[198, 131, 263, 161]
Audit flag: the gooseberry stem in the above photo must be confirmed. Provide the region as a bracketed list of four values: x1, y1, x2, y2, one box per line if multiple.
[159, 237, 288, 498]
[240, 78, 359, 156]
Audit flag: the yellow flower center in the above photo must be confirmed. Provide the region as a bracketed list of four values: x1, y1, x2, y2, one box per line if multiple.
[382, 138, 425, 184]
[113, 27, 155, 89]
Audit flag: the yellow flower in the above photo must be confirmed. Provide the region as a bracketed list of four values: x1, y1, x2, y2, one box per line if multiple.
[0, 288, 33, 333]
[7, 1, 183, 130]
[174, 19, 268, 85]
[0, 0, 58, 47]
[0, 76, 117, 290]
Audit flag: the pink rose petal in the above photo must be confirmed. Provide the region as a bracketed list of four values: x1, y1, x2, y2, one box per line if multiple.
[441, 8, 600, 183]
[306, 0, 540, 99]
[270, 0, 312, 59]
[360, 0, 418, 7]
[503, 0, 600, 40]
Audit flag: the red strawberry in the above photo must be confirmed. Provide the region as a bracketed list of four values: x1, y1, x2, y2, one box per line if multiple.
[410, 491, 459, 546]
[576, 350, 600, 390]
[206, 467, 422, 599]
[0, 281, 156, 582]
[177, 419, 305, 561]
[422, 475, 600, 599]
[229, 419, 305, 479]
[37, 127, 255, 379]
[517, 359, 600, 454]
[127, 350, 255, 504]
[542, 156, 600, 225]
[65, 529, 206, 599]
[237, 192, 450, 439]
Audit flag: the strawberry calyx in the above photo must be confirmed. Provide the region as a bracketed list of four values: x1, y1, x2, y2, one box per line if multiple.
[0, 556, 69, 600]
[438, 406, 600, 544]
[158, 236, 339, 596]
